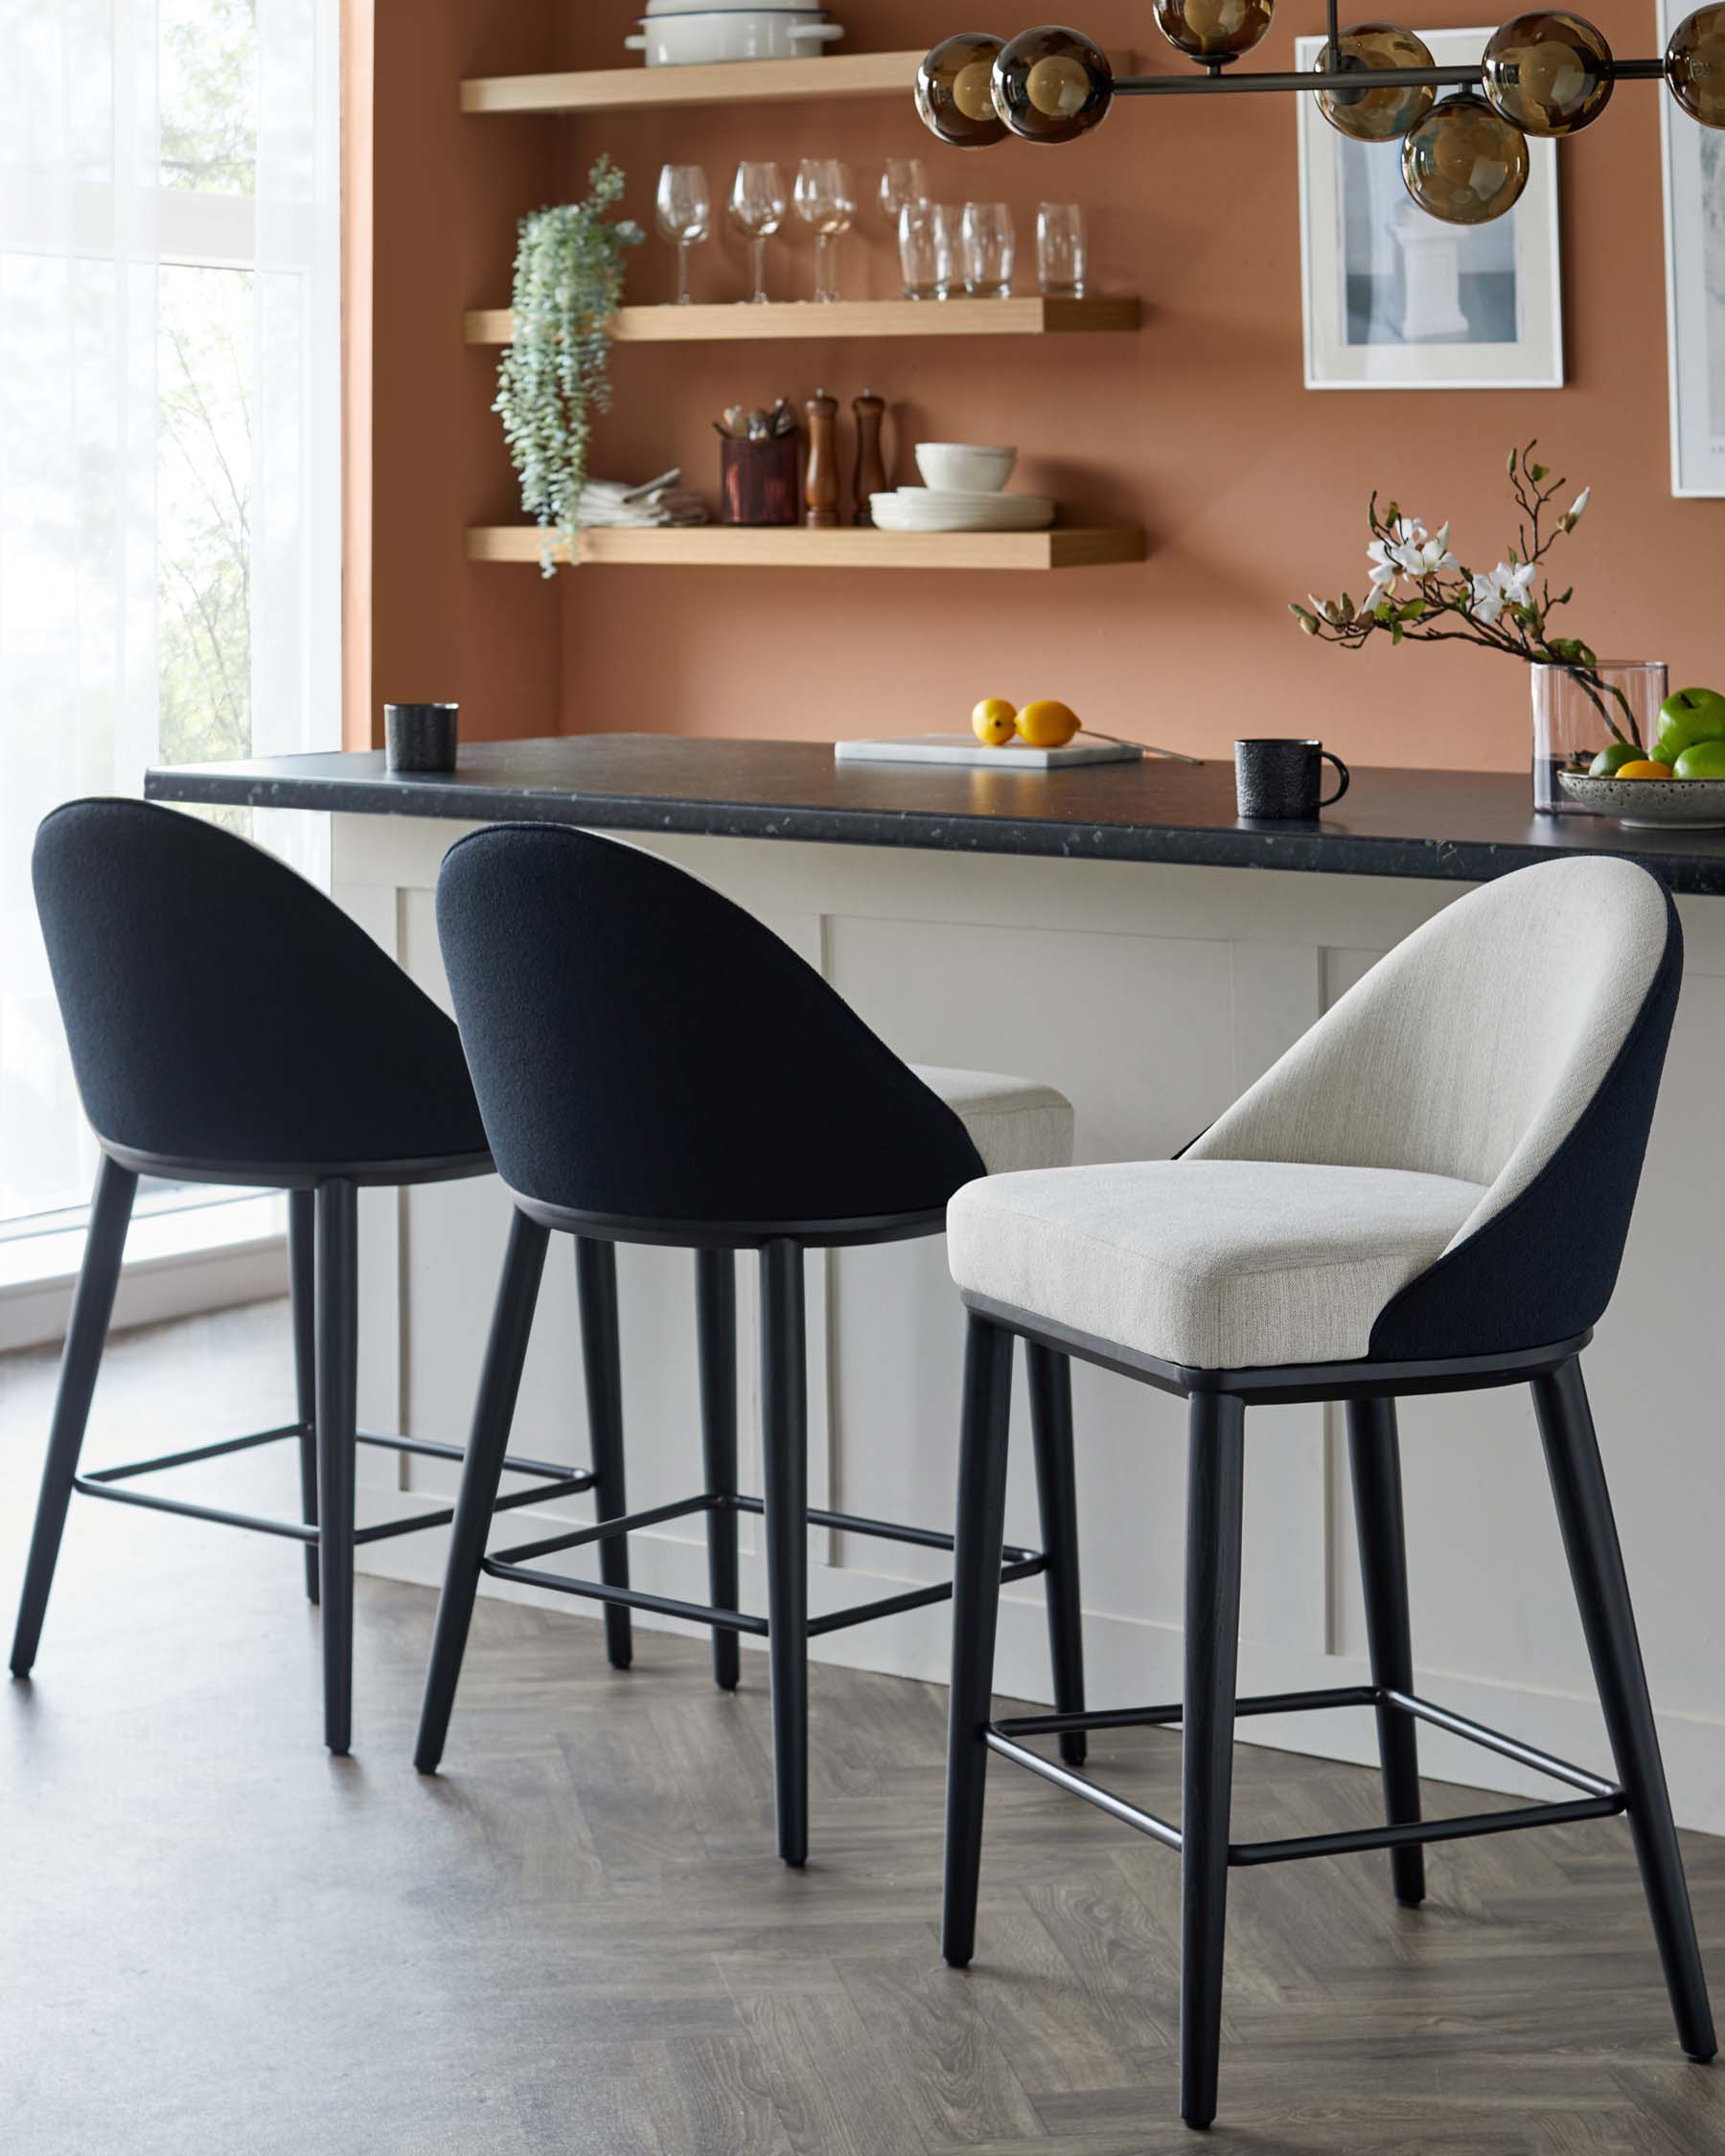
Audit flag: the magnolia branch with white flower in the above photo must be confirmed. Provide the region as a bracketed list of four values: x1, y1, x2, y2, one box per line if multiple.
[1289, 445, 1639, 750]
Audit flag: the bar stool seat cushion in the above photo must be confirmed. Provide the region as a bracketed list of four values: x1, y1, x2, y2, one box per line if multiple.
[912, 1066, 1074, 1175]
[948, 1158, 1488, 1369]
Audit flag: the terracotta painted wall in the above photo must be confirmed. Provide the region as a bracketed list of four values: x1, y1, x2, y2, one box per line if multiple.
[346, 0, 563, 745]
[357, 0, 1725, 766]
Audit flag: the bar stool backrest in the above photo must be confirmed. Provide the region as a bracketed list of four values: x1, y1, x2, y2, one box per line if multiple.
[33, 798, 487, 1176]
[1185, 857, 1681, 1359]
[434, 823, 986, 1235]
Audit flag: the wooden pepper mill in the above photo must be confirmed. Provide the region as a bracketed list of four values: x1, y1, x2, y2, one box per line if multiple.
[803, 387, 840, 529]
[851, 388, 886, 527]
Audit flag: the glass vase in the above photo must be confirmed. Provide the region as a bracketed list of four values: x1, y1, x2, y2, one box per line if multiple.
[1530, 661, 1667, 814]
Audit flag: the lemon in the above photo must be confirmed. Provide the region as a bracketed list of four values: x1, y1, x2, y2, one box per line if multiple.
[1615, 759, 1674, 780]
[1016, 699, 1081, 748]
[972, 698, 1018, 746]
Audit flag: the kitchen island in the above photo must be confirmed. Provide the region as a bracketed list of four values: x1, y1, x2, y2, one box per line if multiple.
[147, 740, 1725, 1830]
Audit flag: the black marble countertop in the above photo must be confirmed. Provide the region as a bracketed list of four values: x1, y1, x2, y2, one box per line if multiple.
[144, 735, 1725, 893]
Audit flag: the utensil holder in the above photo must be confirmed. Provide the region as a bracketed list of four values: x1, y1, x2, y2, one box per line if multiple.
[721, 435, 800, 526]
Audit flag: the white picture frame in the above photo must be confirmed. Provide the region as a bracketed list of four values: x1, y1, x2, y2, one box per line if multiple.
[1296, 28, 1564, 390]
[1659, 0, 1725, 495]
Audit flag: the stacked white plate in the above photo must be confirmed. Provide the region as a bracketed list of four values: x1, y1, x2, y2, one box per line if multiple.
[870, 488, 1055, 533]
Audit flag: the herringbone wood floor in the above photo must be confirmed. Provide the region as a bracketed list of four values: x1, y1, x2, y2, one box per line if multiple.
[3, 1299, 1721, 2156]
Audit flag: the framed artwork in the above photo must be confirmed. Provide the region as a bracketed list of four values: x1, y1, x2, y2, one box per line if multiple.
[1660, 0, 1725, 495]
[1295, 28, 1564, 390]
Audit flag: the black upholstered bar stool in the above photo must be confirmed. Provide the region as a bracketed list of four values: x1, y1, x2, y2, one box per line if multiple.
[415, 822, 1087, 1866]
[939, 855, 1714, 2127]
[11, 800, 596, 1753]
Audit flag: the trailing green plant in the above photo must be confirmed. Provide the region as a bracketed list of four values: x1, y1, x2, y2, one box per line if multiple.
[494, 157, 644, 575]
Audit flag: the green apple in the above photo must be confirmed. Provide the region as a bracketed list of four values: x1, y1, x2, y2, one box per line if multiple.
[1655, 686, 1725, 762]
[1673, 738, 1725, 780]
[1590, 741, 1641, 776]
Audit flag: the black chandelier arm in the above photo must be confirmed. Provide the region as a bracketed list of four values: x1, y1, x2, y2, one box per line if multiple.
[1110, 55, 1669, 98]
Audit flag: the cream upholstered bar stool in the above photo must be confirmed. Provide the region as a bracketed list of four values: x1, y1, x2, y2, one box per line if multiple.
[416, 823, 1085, 1867]
[938, 855, 1714, 2130]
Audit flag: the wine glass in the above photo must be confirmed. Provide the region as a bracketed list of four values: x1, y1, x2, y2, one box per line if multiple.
[879, 157, 931, 232]
[794, 158, 856, 304]
[729, 161, 789, 305]
[656, 163, 711, 306]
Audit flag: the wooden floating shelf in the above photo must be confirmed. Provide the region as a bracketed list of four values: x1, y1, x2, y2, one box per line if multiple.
[462, 49, 924, 115]
[467, 526, 1147, 571]
[461, 48, 1136, 118]
[464, 297, 1140, 346]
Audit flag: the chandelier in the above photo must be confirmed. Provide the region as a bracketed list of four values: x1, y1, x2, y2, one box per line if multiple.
[914, 9, 1725, 225]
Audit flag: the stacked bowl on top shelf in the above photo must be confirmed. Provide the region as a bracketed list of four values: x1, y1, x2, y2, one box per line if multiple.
[625, 0, 845, 67]
[871, 443, 1055, 534]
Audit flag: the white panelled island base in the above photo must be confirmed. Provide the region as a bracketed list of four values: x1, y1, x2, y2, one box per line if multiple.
[320, 812, 1725, 1834]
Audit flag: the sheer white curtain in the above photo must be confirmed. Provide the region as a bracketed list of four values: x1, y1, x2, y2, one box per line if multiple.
[0, 0, 339, 1230]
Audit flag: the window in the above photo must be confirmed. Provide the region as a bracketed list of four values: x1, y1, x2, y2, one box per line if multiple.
[0, 0, 339, 1257]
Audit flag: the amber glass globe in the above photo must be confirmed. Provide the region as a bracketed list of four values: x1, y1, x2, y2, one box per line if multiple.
[1316, 23, 1437, 143]
[1401, 91, 1530, 223]
[1483, 11, 1613, 136]
[1153, 0, 1275, 63]
[1667, 5, 1725, 128]
[915, 34, 1008, 148]
[992, 26, 1115, 143]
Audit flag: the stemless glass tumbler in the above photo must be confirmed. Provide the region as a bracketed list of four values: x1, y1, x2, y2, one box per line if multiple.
[961, 202, 1016, 297]
[729, 160, 789, 305]
[1037, 203, 1088, 297]
[794, 159, 856, 303]
[656, 164, 712, 305]
[899, 200, 958, 300]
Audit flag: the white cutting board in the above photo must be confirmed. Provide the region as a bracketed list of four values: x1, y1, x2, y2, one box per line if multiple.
[834, 732, 1142, 770]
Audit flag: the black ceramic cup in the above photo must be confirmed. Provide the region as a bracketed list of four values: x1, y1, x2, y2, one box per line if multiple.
[1234, 738, 1350, 819]
[385, 702, 459, 774]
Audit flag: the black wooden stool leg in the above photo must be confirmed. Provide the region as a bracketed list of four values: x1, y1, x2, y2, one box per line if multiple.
[760, 1237, 808, 1866]
[1027, 1342, 1087, 1768]
[288, 1188, 319, 1605]
[416, 1209, 549, 1773]
[10, 1156, 137, 1678]
[696, 1248, 741, 1692]
[1533, 1356, 1717, 2063]
[1346, 1396, 1425, 1907]
[1182, 1391, 1245, 2132]
[314, 1179, 359, 1755]
[942, 1312, 1015, 1968]
[576, 1236, 632, 1672]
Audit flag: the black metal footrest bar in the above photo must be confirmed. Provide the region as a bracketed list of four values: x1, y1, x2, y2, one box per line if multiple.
[985, 1682, 1626, 1868]
[73, 1421, 593, 1545]
[484, 1488, 1046, 1640]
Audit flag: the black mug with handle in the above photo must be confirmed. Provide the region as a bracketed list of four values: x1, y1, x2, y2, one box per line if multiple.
[1233, 738, 1350, 819]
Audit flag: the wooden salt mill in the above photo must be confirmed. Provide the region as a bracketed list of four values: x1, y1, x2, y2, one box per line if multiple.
[852, 388, 886, 527]
[803, 387, 840, 529]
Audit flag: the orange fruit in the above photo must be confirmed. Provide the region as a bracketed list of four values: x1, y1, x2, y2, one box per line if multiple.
[1615, 759, 1674, 780]
[972, 698, 1017, 746]
[1016, 699, 1081, 748]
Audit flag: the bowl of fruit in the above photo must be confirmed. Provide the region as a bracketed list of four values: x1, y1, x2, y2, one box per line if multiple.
[1558, 686, 1725, 829]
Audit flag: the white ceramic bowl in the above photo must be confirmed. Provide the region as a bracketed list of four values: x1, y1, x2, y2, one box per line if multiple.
[1557, 769, 1725, 828]
[627, 10, 842, 65]
[914, 443, 1019, 493]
